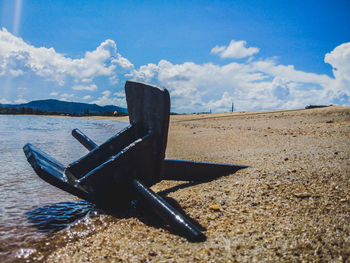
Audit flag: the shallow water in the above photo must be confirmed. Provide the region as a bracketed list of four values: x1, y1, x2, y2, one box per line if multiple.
[0, 115, 127, 260]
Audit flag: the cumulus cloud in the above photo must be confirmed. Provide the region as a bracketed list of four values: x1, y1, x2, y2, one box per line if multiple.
[9, 69, 23, 76]
[211, 40, 259, 59]
[15, 98, 27, 103]
[0, 28, 349, 112]
[324, 42, 350, 104]
[112, 54, 134, 69]
[82, 95, 91, 100]
[126, 63, 158, 82]
[0, 27, 133, 86]
[60, 93, 74, 101]
[114, 91, 126, 98]
[130, 42, 349, 112]
[80, 78, 93, 83]
[60, 93, 74, 98]
[72, 84, 98, 91]
[207, 92, 235, 112]
[325, 42, 350, 80]
[0, 98, 11, 104]
[91, 90, 127, 107]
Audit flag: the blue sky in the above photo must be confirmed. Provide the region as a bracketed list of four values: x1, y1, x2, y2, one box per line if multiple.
[0, 0, 349, 112]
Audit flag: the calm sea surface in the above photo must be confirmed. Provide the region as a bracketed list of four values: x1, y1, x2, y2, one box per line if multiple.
[0, 115, 127, 261]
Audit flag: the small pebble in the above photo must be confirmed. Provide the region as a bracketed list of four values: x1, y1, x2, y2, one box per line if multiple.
[209, 205, 220, 211]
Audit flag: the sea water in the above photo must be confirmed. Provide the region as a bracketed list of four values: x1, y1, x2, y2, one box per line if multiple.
[0, 115, 127, 260]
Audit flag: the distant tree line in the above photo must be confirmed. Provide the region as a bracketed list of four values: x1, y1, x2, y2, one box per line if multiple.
[0, 105, 128, 117]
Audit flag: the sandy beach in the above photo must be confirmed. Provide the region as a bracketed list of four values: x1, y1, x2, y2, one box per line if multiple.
[18, 106, 349, 262]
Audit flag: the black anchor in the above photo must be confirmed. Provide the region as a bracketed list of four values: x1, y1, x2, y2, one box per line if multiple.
[23, 80, 248, 242]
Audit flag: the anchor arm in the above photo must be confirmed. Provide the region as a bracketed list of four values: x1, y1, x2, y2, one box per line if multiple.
[67, 124, 136, 179]
[72, 128, 98, 151]
[23, 143, 89, 200]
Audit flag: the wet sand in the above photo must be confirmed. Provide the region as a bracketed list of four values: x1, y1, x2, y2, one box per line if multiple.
[18, 106, 350, 262]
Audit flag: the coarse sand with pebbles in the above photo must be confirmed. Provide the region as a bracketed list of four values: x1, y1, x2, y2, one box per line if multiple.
[16, 106, 350, 262]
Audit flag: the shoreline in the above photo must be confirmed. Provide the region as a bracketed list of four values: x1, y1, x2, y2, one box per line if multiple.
[2, 105, 343, 122]
[13, 106, 350, 262]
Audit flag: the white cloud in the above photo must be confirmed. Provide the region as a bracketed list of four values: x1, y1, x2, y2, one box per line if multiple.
[60, 93, 74, 98]
[114, 91, 125, 98]
[109, 76, 119, 85]
[250, 59, 331, 85]
[211, 40, 259, 59]
[0, 27, 349, 112]
[72, 84, 98, 91]
[81, 78, 93, 83]
[206, 92, 235, 112]
[60, 93, 74, 101]
[91, 90, 127, 107]
[130, 42, 350, 112]
[127, 63, 158, 82]
[15, 98, 27, 103]
[325, 42, 350, 80]
[102, 90, 111, 96]
[0, 98, 11, 104]
[112, 54, 134, 69]
[10, 69, 23, 76]
[324, 42, 350, 104]
[0, 27, 133, 85]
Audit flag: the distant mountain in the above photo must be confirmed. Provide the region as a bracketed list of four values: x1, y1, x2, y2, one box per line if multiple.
[0, 99, 128, 114]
